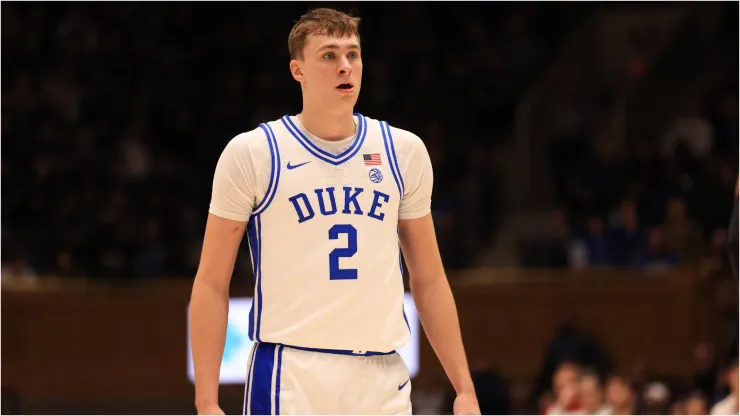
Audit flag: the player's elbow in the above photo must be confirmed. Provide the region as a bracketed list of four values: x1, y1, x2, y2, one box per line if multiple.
[193, 265, 232, 298]
[193, 254, 235, 299]
[408, 268, 447, 293]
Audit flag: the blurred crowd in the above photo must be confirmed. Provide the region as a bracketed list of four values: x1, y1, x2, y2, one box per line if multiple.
[506, 12, 739, 415]
[528, 349, 738, 416]
[523, 4, 738, 272]
[2, 2, 589, 279]
[416, 327, 738, 416]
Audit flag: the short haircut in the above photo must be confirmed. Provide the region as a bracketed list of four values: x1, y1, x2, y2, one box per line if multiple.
[288, 8, 361, 60]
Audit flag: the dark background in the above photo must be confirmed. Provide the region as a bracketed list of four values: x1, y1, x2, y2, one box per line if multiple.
[2, 1, 738, 415]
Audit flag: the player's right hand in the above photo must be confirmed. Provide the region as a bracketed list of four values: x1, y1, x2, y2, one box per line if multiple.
[453, 391, 481, 415]
[196, 404, 225, 415]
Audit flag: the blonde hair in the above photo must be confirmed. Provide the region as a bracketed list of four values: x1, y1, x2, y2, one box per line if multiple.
[288, 8, 361, 60]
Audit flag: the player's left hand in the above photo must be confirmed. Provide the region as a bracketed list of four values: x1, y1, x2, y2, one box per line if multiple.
[453, 391, 481, 415]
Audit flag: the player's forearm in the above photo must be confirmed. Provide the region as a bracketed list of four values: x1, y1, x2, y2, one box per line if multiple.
[411, 275, 475, 395]
[189, 278, 230, 408]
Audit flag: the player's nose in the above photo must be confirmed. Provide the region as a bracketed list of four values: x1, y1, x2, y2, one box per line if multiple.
[337, 57, 352, 76]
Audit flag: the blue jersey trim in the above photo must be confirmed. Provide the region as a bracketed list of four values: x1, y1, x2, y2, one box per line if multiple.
[398, 230, 410, 333]
[398, 241, 404, 276]
[275, 345, 284, 415]
[243, 345, 258, 415]
[383, 121, 405, 195]
[247, 342, 279, 415]
[255, 216, 263, 341]
[283, 114, 363, 159]
[253, 123, 281, 216]
[246, 221, 258, 340]
[247, 216, 264, 342]
[281, 114, 368, 166]
[281, 343, 395, 356]
[380, 121, 403, 198]
[403, 308, 410, 332]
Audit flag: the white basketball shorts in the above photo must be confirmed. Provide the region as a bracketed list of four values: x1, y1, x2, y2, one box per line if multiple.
[242, 342, 412, 415]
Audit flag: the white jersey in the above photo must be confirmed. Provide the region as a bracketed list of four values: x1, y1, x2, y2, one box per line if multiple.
[209, 113, 433, 354]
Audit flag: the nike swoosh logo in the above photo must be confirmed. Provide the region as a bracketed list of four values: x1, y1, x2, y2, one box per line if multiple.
[398, 378, 410, 390]
[287, 161, 311, 170]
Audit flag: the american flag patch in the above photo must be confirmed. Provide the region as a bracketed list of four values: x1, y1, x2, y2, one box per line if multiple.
[363, 153, 382, 166]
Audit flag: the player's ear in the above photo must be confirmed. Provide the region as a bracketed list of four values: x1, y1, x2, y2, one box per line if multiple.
[290, 60, 305, 83]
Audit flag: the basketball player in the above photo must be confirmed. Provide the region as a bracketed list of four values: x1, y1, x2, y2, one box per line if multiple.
[189, 8, 480, 415]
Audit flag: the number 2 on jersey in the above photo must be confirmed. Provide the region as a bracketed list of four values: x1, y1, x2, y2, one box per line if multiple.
[328, 224, 358, 280]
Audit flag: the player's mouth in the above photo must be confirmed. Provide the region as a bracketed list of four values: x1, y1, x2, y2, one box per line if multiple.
[336, 82, 355, 94]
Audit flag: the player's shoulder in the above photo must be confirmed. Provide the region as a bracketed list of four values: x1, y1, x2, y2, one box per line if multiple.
[217, 123, 279, 165]
[364, 115, 426, 152]
[230, 124, 271, 143]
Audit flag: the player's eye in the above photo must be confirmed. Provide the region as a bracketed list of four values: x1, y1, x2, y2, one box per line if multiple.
[348, 51, 359, 59]
[323, 52, 335, 59]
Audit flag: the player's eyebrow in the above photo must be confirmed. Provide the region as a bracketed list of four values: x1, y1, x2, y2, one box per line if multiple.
[317, 43, 361, 52]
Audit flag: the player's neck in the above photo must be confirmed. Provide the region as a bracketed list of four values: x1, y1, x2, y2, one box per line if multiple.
[297, 108, 356, 142]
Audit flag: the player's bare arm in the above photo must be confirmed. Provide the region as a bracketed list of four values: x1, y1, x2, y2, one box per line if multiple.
[190, 129, 258, 414]
[399, 214, 481, 415]
[190, 214, 247, 414]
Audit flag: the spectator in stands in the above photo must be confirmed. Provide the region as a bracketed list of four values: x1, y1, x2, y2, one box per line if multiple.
[684, 390, 709, 415]
[638, 226, 679, 270]
[692, 342, 720, 403]
[664, 197, 704, 263]
[545, 362, 585, 415]
[711, 358, 738, 415]
[671, 396, 686, 415]
[531, 324, 613, 412]
[604, 373, 637, 415]
[540, 391, 556, 415]
[548, 208, 578, 268]
[582, 215, 610, 267]
[606, 199, 647, 267]
[579, 369, 611, 415]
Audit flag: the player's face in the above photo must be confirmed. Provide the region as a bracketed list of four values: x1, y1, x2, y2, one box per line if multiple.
[291, 34, 363, 109]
